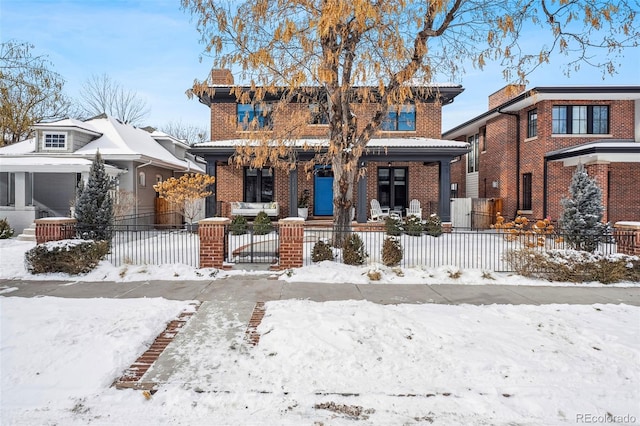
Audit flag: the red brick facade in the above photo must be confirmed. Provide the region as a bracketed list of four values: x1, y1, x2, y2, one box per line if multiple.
[448, 87, 639, 224]
[198, 71, 463, 221]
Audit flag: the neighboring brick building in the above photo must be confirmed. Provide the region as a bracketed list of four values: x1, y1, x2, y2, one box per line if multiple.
[443, 85, 640, 225]
[190, 70, 470, 223]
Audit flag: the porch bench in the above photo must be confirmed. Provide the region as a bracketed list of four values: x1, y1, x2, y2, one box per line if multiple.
[230, 201, 279, 218]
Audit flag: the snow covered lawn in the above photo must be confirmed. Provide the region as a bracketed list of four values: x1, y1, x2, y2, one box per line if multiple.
[1, 297, 638, 425]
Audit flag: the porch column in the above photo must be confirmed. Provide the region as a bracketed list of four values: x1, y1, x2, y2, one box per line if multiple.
[289, 168, 298, 218]
[357, 164, 367, 223]
[205, 160, 217, 217]
[14, 172, 27, 209]
[438, 160, 451, 222]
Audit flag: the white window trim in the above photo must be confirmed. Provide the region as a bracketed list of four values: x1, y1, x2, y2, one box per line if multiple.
[42, 132, 67, 150]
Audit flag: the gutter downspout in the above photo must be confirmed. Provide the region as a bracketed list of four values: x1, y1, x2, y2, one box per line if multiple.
[497, 108, 520, 218]
[135, 160, 154, 218]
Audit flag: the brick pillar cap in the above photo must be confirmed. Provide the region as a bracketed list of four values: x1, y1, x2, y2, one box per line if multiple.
[614, 221, 640, 230]
[198, 217, 231, 225]
[35, 217, 77, 223]
[279, 217, 306, 224]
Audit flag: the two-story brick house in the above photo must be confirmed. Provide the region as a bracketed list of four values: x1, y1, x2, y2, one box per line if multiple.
[443, 85, 640, 226]
[190, 69, 470, 223]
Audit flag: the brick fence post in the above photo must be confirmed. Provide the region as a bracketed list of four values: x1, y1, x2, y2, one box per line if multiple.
[613, 222, 640, 256]
[35, 217, 77, 244]
[198, 217, 230, 269]
[278, 217, 305, 270]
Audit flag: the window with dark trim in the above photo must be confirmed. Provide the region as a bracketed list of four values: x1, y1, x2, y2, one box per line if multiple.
[467, 134, 479, 173]
[377, 167, 407, 211]
[522, 173, 532, 211]
[527, 109, 538, 138]
[552, 105, 609, 134]
[381, 105, 416, 131]
[309, 103, 329, 125]
[44, 133, 66, 149]
[244, 167, 274, 202]
[237, 103, 273, 130]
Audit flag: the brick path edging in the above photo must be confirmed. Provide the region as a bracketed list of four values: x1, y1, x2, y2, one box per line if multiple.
[113, 301, 201, 390]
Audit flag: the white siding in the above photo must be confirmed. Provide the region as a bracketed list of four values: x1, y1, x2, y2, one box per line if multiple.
[466, 172, 479, 198]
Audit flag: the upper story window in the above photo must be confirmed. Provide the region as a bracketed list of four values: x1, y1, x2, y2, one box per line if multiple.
[138, 172, 146, 187]
[527, 109, 538, 138]
[552, 105, 609, 135]
[309, 103, 329, 125]
[467, 133, 479, 173]
[43, 132, 66, 149]
[237, 103, 273, 130]
[381, 105, 416, 131]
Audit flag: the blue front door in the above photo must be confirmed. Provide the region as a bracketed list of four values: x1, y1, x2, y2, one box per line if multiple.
[314, 166, 333, 216]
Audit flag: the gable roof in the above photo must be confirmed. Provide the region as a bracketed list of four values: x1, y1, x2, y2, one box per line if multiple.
[0, 116, 205, 173]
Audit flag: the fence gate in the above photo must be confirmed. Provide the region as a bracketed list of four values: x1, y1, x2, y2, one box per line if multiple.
[451, 198, 472, 229]
[226, 223, 280, 264]
[471, 198, 502, 229]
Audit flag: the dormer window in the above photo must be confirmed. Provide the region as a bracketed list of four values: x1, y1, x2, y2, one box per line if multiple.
[44, 132, 67, 149]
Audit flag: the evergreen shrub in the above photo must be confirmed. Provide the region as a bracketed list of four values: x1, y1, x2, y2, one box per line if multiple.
[382, 236, 403, 266]
[25, 239, 109, 275]
[342, 233, 367, 265]
[0, 218, 14, 239]
[253, 211, 273, 235]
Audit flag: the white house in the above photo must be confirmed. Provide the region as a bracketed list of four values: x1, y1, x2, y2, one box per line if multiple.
[0, 115, 206, 234]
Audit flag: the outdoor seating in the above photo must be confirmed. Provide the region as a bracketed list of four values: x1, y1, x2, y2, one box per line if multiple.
[370, 199, 390, 222]
[405, 199, 422, 220]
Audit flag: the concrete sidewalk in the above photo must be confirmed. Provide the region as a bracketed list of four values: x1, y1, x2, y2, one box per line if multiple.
[4, 276, 639, 392]
[1, 275, 639, 305]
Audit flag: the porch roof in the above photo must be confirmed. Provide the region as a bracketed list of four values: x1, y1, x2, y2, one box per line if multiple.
[190, 137, 470, 160]
[0, 156, 125, 176]
[545, 139, 640, 166]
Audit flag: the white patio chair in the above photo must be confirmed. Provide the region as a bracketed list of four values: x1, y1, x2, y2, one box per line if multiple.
[405, 199, 422, 220]
[370, 199, 390, 222]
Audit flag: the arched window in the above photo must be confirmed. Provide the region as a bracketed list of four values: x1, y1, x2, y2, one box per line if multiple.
[138, 172, 146, 187]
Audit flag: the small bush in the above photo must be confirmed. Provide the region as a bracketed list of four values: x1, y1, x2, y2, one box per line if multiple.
[0, 218, 14, 239]
[385, 216, 403, 236]
[425, 213, 443, 237]
[253, 211, 273, 235]
[382, 236, 403, 266]
[404, 215, 423, 237]
[25, 239, 109, 275]
[312, 240, 334, 262]
[505, 248, 640, 284]
[230, 215, 248, 235]
[342, 233, 367, 265]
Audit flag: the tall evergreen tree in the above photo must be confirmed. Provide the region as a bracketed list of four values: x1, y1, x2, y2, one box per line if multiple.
[560, 163, 608, 252]
[75, 151, 114, 241]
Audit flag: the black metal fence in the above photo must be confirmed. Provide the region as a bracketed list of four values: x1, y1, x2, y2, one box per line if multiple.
[106, 222, 200, 267]
[300, 227, 628, 272]
[225, 222, 280, 264]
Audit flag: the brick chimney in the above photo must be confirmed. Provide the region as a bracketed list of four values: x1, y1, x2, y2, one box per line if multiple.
[210, 69, 234, 85]
[488, 84, 525, 109]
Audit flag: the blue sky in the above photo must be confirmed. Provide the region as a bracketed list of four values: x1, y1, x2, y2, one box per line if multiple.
[2, 0, 639, 136]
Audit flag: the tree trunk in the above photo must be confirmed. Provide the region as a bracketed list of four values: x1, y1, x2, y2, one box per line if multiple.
[332, 158, 356, 246]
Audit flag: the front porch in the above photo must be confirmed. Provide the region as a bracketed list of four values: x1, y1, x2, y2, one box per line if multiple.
[192, 138, 470, 225]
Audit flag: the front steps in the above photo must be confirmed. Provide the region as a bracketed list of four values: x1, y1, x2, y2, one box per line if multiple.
[16, 223, 36, 242]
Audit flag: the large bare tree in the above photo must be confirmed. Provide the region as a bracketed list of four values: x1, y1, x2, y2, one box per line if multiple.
[182, 0, 639, 230]
[161, 120, 209, 145]
[0, 40, 73, 146]
[78, 73, 150, 126]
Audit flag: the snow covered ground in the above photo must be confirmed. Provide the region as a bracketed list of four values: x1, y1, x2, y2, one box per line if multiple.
[1, 297, 638, 425]
[1, 238, 639, 424]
